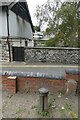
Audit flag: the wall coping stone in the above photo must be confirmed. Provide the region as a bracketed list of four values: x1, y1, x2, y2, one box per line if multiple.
[65, 69, 80, 74]
[8, 76, 17, 79]
[0, 71, 65, 80]
[25, 47, 80, 50]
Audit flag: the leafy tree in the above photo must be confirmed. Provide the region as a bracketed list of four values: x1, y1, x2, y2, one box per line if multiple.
[34, 26, 41, 32]
[45, 38, 56, 47]
[35, 0, 60, 33]
[56, 2, 78, 47]
[35, 1, 79, 47]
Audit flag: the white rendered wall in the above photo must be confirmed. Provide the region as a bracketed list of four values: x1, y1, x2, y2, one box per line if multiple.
[9, 10, 33, 40]
[0, 8, 7, 37]
[0, 9, 33, 40]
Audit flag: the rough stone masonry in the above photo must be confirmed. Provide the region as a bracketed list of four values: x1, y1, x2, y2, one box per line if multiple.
[25, 47, 80, 64]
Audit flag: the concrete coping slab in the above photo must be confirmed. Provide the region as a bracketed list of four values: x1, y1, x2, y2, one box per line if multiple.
[25, 47, 80, 50]
[0, 71, 65, 80]
[65, 69, 80, 74]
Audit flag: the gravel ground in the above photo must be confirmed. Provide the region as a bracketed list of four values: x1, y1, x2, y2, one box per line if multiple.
[2, 91, 78, 118]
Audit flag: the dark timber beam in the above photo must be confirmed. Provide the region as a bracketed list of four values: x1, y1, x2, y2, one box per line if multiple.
[6, 6, 11, 62]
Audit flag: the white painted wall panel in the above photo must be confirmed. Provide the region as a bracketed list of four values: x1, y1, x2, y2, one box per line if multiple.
[0, 7, 2, 37]
[9, 10, 33, 39]
[0, 8, 7, 37]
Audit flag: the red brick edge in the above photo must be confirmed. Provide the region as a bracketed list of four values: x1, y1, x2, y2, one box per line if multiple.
[0, 72, 80, 94]
[1, 76, 65, 94]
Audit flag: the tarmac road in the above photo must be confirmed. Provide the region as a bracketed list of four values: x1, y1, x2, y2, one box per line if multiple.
[0, 62, 79, 75]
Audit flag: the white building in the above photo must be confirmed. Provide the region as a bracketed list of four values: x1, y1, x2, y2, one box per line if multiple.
[0, 0, 35, 61]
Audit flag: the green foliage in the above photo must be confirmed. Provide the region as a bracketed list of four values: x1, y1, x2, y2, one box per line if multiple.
[45, 38, 56, 47]
[16, 118, 22, 120]
[34, 26, 41, 32]
[36, 106, 49, 117]
[39, 111, 49, 116]
[55, 2, 78, 47]
[35, 1, 79, 47]
[65, 102, 72, 111]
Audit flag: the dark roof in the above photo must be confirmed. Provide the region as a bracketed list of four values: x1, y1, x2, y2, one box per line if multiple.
[1, 0, 34, 32]
[78, 1, 80, 9]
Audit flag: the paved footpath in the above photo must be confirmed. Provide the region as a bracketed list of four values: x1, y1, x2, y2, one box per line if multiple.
[1, 61, 79, 68]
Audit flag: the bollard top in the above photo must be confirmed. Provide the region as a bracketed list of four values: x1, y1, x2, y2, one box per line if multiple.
[39, 88, 49, 94]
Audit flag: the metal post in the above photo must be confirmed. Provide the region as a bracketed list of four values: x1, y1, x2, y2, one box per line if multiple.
[39, 88, 49, 112]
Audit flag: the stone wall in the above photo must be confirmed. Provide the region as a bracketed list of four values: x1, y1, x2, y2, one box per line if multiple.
[0, 39, 11, 62]
[0, 44, 2, 62]
[0, 42, 9, 62]
[25, 47, 80, 64]
[2, 43, 9, 62]
[1, 43, 80, 64]
[0, 41, 9, 62]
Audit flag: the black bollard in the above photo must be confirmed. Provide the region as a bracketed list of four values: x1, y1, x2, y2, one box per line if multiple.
[39, 88, 49, 111]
